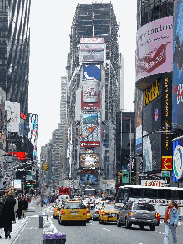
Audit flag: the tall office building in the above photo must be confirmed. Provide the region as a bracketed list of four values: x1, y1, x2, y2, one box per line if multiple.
[66, 2, 121, 190]
[0, 0, 31, 116]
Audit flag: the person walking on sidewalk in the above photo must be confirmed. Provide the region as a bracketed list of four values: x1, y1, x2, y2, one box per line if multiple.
[22, 195, 28, 218]
[0, 194, 5, 238]
[17, 194, 23, 219]
[164, 200, 179, 244]
[1, 190, 16, 239]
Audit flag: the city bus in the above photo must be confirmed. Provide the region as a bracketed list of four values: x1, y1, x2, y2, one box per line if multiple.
[115, 185, 183, 218]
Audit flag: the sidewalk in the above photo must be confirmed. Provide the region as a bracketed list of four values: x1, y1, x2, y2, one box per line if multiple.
[0, 197, 35, 244]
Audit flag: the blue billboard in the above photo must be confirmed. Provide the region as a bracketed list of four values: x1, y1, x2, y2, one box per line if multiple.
[83, 65, 101, 80]
[173, 0, 183, 127]
[173, 139, 183, 182]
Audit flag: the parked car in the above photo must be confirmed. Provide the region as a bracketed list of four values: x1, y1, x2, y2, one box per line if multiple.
[117, 201, 160, 231]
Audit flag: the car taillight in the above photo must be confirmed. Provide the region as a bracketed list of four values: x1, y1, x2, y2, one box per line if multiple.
[102, 212, 106, 215]
[129, 212, 133, 216]
[61, 211, 65, 215]
[96, 211, 99, 214]
[56, 209, 59, 211]
[87, 210, 90, 213]
[83, 210, 87, 215]
[155, 213, 160, 221]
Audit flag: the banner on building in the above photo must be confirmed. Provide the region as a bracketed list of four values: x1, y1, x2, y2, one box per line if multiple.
[162, 156, 172, 170]
[81, 91, 101, 110]
[80, 37, 104, 44]
[83, 65, 101, 80]
[173, 139, 183, 181]
[136, 16, 173, 82]
[5, 101, 20, 132]
[135, 88, 143, 154]
[83, 80, 99, 103]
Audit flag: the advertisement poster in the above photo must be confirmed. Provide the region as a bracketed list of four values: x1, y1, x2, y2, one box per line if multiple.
[80, 37, 104, 44]
[79, 154, 99, 169]
[83, 80, 99, 103]
[173, 139, 183, 181]
[5, 101, 20, 132]
[80, 173, 98, 185]
[172, 0, 183, 127]
[143, 132, 161, 172]
[135, 88, 143, 154]
[136, 16, 173, 82]
[81, 91, 101, 110]
[80, 112, 100, 147]
[83, 65, 101, 80]
[162, 156, 173, 170]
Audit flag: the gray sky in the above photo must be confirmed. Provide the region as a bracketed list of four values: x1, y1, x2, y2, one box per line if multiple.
[28, 0, 137, 161]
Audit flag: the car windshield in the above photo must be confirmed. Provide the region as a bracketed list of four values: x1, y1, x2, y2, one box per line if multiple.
[104, 205, 116, 211]
[134, 204, 155, 211]
[64, 203, 86, 209]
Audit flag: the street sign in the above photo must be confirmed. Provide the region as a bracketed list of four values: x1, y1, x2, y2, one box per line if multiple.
[50, 177, 55, 179]
[161, 171, 170, 178]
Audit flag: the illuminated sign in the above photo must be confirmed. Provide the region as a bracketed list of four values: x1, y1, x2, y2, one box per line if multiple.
[144, 80, 159, 106]
[80, 141, 100, 147]
[81, 91, 101, 110]
[79, 154, 99, 169]
[20, 112, 26, 120]
[173, 140, 183, 181]
[141, 180, 165, 187]
[80, 37, 104, 44]
[165, 77, 169, 151]
[162, 156, 172, 170]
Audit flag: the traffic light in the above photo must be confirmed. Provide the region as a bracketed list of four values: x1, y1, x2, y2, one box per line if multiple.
[43, 162, 48, 171]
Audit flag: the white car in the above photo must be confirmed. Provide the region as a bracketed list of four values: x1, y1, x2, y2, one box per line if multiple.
[56, 195, 70, 203]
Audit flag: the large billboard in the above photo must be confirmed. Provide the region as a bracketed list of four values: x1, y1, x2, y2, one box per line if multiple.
[136, 16, 173, 82]
[83, 80, 99, 103]
[28, 114, 38, 161]
[5, 101, 20, 132]
[81, 91, 101, 110]
[80, 37, 104, 44]
[172, 0, 183, 128]
[173, 139, 183, 181]
[143, 132, 161, 172]
[80, 111, 100, 147]
[135, 88, 143, 154]
[83, 65, 101, 80]
[80, 173, 98, 185]
[79, 153, 99, 169]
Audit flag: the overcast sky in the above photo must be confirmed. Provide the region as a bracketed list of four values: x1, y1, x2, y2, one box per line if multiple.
[28, 0, 137, 161]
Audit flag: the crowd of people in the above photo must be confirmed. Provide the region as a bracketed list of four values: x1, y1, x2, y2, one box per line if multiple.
[0, 188, 30, 239]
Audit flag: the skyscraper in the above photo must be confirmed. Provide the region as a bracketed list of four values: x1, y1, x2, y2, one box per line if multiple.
[0, 0, 31, 116]
[66, 2, 121, 190]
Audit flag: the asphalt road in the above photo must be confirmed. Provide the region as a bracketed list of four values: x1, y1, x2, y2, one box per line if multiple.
[12, 201, 183, 244]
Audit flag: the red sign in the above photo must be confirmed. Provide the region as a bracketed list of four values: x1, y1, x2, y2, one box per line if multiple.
[81, 91, 101, 110]
[80, 141, 100, 147]
[162, 156, 172, 171]
[20, 112, 26, 120]
[7, 152, 28, 161]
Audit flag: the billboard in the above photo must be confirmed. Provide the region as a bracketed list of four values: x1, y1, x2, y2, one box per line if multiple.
[80, 37, 104, 43]
[5, 101, 20, 132]
[143, 132, 161, 172]
[172, 0, 183, 127]
[83, 65, 101, 80]
[81, 90, 101, 110]
[135, 88, 143, 154]
[28, 114, 38, 161]
[79, 49, 104, 63]
[80, 111, 100, 147]
[136, 16, 173, 82]
[162, 156, 173, 171]
[79, 153, 99, 169]
[80, 173, 98, 185]
[173, 139, 183, 181]
[83, 80, 99, 103]
[13, 179, 22, 189]
[18, 118, 24, 137]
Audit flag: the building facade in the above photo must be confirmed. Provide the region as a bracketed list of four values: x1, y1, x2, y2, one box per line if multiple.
[66, 2, 121, 191]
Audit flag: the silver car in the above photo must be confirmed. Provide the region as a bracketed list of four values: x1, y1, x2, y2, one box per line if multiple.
[93, 204, 103, 221]
[117, 201, 160, 231]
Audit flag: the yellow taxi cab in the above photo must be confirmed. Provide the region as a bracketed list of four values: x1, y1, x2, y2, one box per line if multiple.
[58, 201, 87, 226]
[85, 206, 92, 222]
[53, 203, 62, 219]
[99, 204, 118, 224]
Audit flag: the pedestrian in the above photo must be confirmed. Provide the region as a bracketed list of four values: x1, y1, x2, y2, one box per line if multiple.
[22, 195, 28, 218]
[164, 200, 179, 244]
[1, 190, 16, 239]
[13, 196, 18, 223]
[0, 194, 5, 238]
[17, 194, 23, 219]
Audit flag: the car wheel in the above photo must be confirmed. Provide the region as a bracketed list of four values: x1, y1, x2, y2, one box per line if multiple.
[139, 225, 144, 230]
[125, 218, 131, 229]
[117, 218, 121, 227]
[53, 214, 56, 219]
[93, 217, 96, 221]
[150, 225, 155, 231]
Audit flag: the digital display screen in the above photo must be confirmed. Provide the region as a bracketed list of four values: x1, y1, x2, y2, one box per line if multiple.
[83, 81, 99, 103]
[83, 113, 98, 124]
[79, 154, 99, 169]
[83, 65, 101, 80]
[80, 173, 98, 185]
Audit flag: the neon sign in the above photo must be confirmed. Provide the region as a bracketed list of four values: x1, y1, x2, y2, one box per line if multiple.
[165, 77, 169, 151]
[144, 80, 159, 106]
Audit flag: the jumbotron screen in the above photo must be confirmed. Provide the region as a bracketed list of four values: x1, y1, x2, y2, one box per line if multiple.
[79, 154, 99, 169]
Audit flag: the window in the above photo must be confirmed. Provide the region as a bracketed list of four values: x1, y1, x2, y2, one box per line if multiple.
[134, 203, 155, 211]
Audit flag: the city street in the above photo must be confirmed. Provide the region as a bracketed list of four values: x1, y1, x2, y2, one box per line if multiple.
[0, 198, 183, 243]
